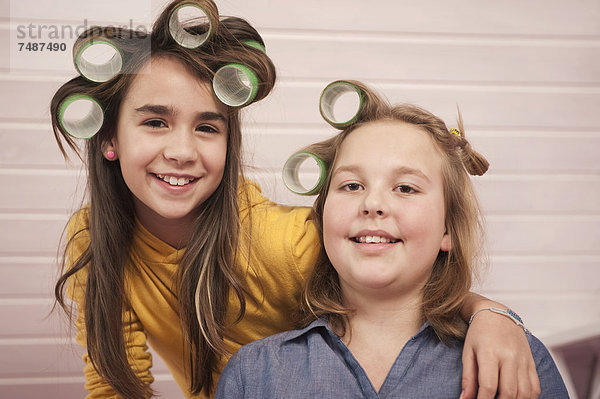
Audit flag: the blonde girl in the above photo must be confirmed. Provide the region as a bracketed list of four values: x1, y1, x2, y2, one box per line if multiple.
[215, 81, 565, 398]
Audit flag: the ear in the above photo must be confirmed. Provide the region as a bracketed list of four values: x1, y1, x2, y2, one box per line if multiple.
[102, 138, 119, 161]
[440, 231, 452, 252]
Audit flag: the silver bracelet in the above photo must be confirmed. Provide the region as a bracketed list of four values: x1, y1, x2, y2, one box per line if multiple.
[468, 307, 528, 332]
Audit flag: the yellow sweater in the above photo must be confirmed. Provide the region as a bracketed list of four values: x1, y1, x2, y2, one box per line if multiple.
[66, 181, 319, 398]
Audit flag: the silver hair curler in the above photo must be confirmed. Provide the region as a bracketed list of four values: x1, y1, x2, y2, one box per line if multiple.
[319, 80, 364, 128]
[58, 94, 104, 139]
[282, 152, 327, 196]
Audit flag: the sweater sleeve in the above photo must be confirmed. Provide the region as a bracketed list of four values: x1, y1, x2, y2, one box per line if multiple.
[65, 210, 154, 398]
[239, 180, 319, 283]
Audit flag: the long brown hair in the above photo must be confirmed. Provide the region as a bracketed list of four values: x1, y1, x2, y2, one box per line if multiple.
[299, 81, 488, 343]
[52, 1, 276, 397]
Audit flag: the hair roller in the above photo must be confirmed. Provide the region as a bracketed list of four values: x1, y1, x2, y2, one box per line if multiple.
[282, 152, 327, 195]
[73, 35, 123, 83]
[209, 17, 276, 107]
[58, 93, 104, 139]
[318, 80, 391, 130]
[152, 0, 219, 49]
[73, 27, 150, 83]
[213, 63, 259, 107]
[319, 81, 364, 129]
[51, 77, 105, 145]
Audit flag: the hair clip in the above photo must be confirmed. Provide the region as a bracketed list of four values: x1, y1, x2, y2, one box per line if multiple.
[449, 128, 461, 137]
[282, 152, 327, 196]
[58, 94, 104, 139]
[319, 80, 364, 129]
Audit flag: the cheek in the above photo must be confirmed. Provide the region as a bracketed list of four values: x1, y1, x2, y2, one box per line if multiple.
[322, 197, 349, 252]
[403, 201, 446, 238]
[206, 139, 228, 172]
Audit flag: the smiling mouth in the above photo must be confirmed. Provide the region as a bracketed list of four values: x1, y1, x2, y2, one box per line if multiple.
[350, 236, 401, 244]
[155, 174, 196, 186]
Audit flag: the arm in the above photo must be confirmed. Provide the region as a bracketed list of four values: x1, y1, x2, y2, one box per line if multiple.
[460, 293, 541, 399]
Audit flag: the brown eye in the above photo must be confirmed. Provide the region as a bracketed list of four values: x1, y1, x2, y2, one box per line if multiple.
[343, 183, 362, 191]
[397, 185, 415, 194]
[196, 124, 219, 134]
[144, 119, 166, 128]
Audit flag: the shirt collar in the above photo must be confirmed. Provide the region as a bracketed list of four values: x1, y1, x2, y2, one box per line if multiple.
[282, 318, 433, 343]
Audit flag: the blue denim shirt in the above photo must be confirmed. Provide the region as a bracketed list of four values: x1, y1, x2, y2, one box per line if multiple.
[215, 319, 569, 398]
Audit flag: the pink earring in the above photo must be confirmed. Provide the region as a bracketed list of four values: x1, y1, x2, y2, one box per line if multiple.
[106, 150, 115, 160]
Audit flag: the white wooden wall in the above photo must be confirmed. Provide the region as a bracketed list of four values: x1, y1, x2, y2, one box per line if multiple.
[1, 0, 599, 397]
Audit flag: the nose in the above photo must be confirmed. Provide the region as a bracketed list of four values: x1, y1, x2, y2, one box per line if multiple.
[361, 189, 386, 217]
[163, 128, 198, 164]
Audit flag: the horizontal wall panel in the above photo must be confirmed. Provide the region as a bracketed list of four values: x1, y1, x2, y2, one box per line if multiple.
[0, 380, 86, 399]
[0, 300, 65, 338]
[220, 0, 600, 36]
[476, 175, 600, 213]
[0, 123, 82, 167]
[478, 256, 600, 293]
[0, 340, 84, 377]
[0, 378, 183, 399]
[487, 216, 600, 255]
[0, 259, 56, 297]
[470, 132, 600, 173]
[268, 39, 600, 84]
[0, 171, 84, 212]
[0, 171, 85, 212]
[0, 341, 170, 376]
[0, 216, 68, 256]
[7, 1, 151, 24]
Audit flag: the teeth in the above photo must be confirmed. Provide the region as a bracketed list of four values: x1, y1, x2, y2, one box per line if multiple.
[355, 235, 397, 243]
[156, 174, 195, 186]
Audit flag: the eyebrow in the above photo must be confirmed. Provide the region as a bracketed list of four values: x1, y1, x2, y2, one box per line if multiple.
[134, 104, 227, 123]
[333, 164, 431, 183]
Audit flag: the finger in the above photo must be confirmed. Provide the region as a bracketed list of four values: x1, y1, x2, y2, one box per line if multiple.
[497, 357, 519, 399]
[476, 358, 500, 399]
[528, 364, 541, 399]
[461, 348, 478, 399]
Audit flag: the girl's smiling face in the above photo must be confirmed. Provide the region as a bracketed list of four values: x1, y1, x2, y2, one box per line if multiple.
[109, 56, 228, 242]
[323, 120, 451, 303]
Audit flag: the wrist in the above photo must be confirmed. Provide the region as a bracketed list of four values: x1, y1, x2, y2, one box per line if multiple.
[468, 307, 529, 333]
